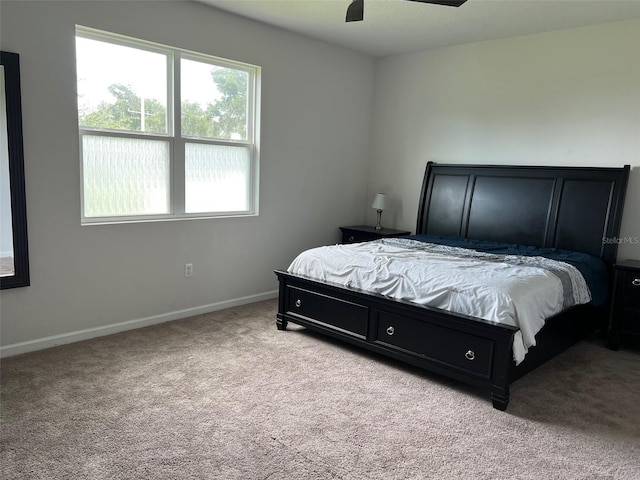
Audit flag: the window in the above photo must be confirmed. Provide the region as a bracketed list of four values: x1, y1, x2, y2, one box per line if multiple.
[75, 26, 260, 223]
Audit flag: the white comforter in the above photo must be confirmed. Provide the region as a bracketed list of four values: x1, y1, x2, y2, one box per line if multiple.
[287, 238, 592, 364]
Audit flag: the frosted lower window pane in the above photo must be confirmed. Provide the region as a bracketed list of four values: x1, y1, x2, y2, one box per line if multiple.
[185, 143, 250, 213]
[83, 135, 170, 217]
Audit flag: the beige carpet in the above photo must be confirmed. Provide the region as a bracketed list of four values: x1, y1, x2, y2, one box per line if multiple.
[1, 299, 639, 479]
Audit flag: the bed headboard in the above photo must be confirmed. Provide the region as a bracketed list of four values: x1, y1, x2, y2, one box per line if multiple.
[416, 162, 630, 265]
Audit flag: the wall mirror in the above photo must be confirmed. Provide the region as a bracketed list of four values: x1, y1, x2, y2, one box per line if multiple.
[1, 51, 30, 289]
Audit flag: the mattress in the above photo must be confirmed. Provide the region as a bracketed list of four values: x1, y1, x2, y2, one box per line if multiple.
[287, 236, 606, 364]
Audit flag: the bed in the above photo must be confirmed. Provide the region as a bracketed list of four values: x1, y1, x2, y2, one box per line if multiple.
[275, 162, 630, 410]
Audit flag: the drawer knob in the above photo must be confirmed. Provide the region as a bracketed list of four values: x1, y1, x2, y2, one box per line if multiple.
[386, 326, 395, 336]
[295, 299, 302, 308]
[632, 278, 640, 287]
[465, 350, 475, 361]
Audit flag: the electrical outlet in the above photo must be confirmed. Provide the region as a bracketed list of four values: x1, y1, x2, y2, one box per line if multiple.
[185, 263, 193, 277]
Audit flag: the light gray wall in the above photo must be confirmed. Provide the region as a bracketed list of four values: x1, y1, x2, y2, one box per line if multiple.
[369, 19, 640, 260]
[0, 1, 374, 352]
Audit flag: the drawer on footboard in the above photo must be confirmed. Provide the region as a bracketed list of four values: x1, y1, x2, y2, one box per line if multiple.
[374, 311, 494, 378]
[286, 285, 368, 338]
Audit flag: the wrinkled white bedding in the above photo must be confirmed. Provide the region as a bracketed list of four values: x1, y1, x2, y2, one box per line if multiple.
[287, 238, 592, 364]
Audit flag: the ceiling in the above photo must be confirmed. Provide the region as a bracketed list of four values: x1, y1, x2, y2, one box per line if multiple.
[195, 0, 640, 57]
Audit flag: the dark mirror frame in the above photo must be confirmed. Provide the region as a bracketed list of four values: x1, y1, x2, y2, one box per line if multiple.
[1, 51, 30, 289]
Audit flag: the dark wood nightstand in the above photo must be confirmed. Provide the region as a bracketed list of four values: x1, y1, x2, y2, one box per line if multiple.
[339, 225, 411, 244]
[608, 259, 640, 350]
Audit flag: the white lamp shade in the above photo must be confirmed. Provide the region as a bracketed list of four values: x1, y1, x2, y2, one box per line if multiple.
[371, 193, 387, 211]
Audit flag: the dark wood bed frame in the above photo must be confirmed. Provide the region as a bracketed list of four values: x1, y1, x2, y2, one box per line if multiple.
[275, 162, 630, 410]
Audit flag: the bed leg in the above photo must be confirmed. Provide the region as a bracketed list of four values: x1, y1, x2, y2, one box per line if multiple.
[276, 313, 288, 331]
[491, 388, 510, 411]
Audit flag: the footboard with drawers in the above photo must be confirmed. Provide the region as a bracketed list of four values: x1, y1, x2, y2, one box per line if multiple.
[275, 271, 518, 410]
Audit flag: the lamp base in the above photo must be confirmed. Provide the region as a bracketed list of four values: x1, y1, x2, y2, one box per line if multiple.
[375, 210, 383, 230]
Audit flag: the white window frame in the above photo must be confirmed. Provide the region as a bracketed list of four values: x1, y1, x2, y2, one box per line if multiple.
[76, 26, 260, 225]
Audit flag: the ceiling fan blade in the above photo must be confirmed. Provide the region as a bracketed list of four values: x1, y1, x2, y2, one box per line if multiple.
[405, 0, 468, 6]
[346, 0, 364, 22]
[346, 0, 467, 24]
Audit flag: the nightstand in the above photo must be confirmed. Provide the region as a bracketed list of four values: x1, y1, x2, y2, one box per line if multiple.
[339, 225, 411, 244]
[608, 259, 640, 350]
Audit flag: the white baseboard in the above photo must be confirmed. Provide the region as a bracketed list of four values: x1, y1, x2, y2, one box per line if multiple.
[0, 290, 278, 358]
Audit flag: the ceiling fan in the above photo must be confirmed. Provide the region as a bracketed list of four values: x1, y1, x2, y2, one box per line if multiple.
[346, 0, 468, 22]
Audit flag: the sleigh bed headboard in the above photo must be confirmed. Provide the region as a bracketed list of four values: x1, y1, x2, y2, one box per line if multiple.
[416, 162, 630, 266]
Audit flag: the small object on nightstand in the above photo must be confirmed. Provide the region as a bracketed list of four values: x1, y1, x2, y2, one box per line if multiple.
[339, 225, 411, 244]
[608, 259, 640, 350]
[371, 193, 387, 230]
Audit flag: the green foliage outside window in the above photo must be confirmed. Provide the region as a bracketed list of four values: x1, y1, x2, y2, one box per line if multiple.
[80, 83, 167, 134]
[80, 66, 248, 140]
